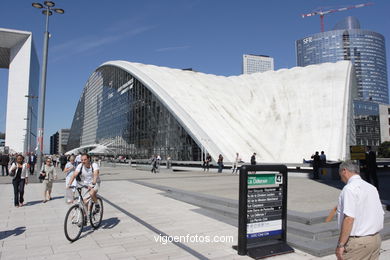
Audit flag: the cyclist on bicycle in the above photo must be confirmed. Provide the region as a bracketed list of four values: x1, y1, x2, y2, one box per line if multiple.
[67, 153, 100, 208]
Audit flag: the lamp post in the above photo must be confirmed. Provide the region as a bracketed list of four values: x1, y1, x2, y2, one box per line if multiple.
[32, 1, 64, 169]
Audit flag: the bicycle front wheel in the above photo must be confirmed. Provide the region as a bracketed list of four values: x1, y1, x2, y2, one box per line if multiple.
[90, 197, 103, 229]
[64, 204, 84, 242]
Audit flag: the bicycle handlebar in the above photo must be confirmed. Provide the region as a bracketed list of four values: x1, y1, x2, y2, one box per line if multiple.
[69, 184, 90, 189]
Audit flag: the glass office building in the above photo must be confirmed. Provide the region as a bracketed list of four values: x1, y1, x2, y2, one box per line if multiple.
[242, 54, 274, 74]
[353, 100, 380, 146]
[296, 16, 388, 104]
[67, 65, 201, 161]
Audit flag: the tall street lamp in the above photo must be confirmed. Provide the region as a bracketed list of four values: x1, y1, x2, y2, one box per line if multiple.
[32, 1, 64, 169]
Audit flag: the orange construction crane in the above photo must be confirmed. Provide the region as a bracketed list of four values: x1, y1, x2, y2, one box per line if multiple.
[301, 2, 373, 32]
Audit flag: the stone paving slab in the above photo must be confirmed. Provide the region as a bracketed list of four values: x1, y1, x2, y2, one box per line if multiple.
[0, 166, 389, 259]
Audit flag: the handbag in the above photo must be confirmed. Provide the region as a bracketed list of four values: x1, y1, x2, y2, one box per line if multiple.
[39, 169, 46, 180]
[9, 163, 16, 177]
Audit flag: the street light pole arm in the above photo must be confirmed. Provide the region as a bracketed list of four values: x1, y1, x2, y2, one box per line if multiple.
[45, 7, 50, 33]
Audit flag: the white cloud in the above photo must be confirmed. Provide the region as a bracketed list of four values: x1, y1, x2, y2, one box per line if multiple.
[50, 25, 155, 62]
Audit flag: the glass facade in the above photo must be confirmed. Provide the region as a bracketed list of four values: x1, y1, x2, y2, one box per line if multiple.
[67, 65, 201, 161]
[353, 100, 380, 146]
[296, 18, 388, 104]
[26, 44, 39, 153]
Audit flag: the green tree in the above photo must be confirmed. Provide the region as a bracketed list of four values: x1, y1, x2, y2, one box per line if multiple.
[378, 141, 390, 158]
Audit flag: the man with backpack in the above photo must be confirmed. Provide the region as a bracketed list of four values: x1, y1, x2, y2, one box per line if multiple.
[67, 153, 100, 208]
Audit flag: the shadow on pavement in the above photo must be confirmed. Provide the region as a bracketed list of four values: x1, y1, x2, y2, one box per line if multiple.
[24, 196, 64, 206]
[100, 217, 120, 229]
[0, 226, 26, 240]
[78, 217, 121, 240]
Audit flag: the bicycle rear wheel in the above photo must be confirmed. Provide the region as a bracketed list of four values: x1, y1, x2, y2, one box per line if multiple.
[90, 197, 103, 229]
[64, 204, 84, 242]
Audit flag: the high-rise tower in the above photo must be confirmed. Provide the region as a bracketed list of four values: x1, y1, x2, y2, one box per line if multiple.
[296, 16, 388, 104]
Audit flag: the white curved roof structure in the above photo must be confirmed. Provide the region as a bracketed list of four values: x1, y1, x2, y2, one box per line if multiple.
[99, 60, 355, 163]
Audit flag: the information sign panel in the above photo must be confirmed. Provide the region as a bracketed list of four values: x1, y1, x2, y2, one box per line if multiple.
[350, 146, 366, 160]
[237, 165, 293, 259]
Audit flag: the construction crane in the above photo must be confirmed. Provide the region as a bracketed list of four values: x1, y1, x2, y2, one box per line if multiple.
[301, 2, 373, 32]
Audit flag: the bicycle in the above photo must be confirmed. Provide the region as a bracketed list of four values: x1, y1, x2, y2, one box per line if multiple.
[64, 183, 104, 242]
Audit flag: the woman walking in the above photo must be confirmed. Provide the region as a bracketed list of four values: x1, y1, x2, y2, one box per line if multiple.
[9, 154, 28, 207]
[232, 152, 241, 174]
[40, 158, 56, 203]
[64, 155, 77, 203]
[217, 154, 224, 173]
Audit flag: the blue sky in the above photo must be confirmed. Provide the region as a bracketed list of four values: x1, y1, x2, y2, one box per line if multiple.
[0, 0, 389, 152]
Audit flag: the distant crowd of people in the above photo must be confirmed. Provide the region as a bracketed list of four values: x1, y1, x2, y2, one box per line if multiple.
[148, 152, 259, 174]
[201, 152, 258, 174]
[303, 146, 379, 189]
[0, 152, 102, 207]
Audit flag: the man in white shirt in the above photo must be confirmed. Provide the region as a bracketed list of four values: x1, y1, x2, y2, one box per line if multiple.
[67, 153, 100, 206]
[336, 161, 384, 260]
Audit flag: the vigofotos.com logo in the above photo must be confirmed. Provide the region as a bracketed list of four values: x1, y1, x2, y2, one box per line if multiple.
[154, 234, 234, 245]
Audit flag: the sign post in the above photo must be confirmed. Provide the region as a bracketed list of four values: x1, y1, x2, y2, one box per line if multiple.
[237, 164, 294, 259]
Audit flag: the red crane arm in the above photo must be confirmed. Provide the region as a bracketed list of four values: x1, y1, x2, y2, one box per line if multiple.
[301, 2, 373, 32]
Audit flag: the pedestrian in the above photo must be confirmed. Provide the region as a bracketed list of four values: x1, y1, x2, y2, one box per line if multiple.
[250, 153, 257, 165]
[27, 152, 36, 175]
[56, 155, 60, 168]
[232, 152, 241, 174]
[75, 153, 82, 166]
[10, 153, 17, 165]
[156, 154, 161, 173]
[311, 151, 320, 179]
[335, 161, 384, 260]
[151, 155, 157, 174]
[319, 151, 327, 176]
[59, 154, 68, 172]
[363, 146, 379, 190]
[320, 151, 326, 166]
[203, 154, 211, 172]
[9, 154, 28, 207]
[64, 155, 77, 203]
[166, 155, 172, 169]
[217, 154, 224, 173]
[40, 158, 57, 203]
[1, 153, 9, 176]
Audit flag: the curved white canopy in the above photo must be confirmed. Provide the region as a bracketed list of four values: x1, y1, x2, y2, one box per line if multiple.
[65, 144, 110, 156]
[100, 60, 355, 163]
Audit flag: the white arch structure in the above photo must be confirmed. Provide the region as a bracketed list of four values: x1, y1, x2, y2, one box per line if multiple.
[0, 28, 39, 153]
[96, 60, 356, 163]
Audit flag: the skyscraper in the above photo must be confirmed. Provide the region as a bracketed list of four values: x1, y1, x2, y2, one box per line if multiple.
[296, 16, 388, 104]
[243, 54, 274, 74]
[50, 129, 70, 154]
[296, 16, 388, 147]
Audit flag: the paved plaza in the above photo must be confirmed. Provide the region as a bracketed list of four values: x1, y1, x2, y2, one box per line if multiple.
[0, 165, 389, 259]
